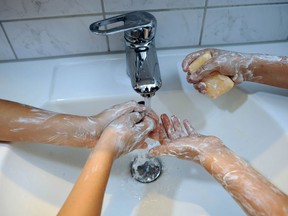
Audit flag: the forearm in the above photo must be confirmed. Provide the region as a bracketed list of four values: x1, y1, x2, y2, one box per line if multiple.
[58, 145, 114, 216]
[0, 99, 97, 147]
[58, 109, 151, 215]
[201, 145, 288, 216]
[248, 55, 288, 88]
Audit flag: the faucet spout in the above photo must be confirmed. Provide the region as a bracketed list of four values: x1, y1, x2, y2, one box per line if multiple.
[127, 40, 161, 97]
[89, 11, 162, 97]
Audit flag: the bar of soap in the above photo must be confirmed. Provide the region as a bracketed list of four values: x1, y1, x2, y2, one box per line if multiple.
[202, 72, 234, 99]
[188, 52, 234, 99]
[188, 52, 213, 74]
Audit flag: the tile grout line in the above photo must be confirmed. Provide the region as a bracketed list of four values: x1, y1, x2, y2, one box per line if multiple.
[198, 0, 208, 46]
[0, 22, 18, 60]
[0, 39, 287, 63]
[100, 0, 111, 52]
[0, 2, 287, 23]
[0, 2, 287, 62]
[0, 13, 103, 23]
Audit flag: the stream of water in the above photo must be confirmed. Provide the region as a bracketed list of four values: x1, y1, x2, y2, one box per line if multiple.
[144, 97, 152, 108]
[130, 96, 162, 183]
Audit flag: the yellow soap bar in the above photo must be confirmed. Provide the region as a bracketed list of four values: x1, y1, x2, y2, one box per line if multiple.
[188, 52, 234, 99]
[202, 72, 234, 99]
[188, 52, 213, 74]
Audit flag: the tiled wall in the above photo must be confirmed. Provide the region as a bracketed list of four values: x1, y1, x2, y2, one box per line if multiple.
[0, 0, 287, 61]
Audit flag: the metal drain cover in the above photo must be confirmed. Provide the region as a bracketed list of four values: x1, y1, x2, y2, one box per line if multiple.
[130, 156, 162, 183]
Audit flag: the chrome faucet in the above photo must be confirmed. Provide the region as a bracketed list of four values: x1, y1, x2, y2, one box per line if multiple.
[89, 11, 162, 98]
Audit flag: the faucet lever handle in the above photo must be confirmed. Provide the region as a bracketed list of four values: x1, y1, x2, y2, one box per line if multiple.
[90, 11, 156, 41]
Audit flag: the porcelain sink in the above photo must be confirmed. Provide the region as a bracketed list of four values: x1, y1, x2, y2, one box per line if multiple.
[0, 42, 287, 216]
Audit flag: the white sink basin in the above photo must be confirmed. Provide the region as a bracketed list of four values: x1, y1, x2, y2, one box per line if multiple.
[0, 42, 287, 216]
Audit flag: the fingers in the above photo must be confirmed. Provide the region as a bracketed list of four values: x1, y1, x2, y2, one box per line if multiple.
[130, 117, 155, 152]
[128, 112, 145, 125]
[148, 145, 172, 157]
[158, 123, 168, 142]
[133, 102, 147, 113]
[171, 115, 188, 137]
[182, 52, 202, 72]
[171, 115, 182, 132]
[193, 82, 207, 94]
[111, 101, 146, 117]
[160, 114, 174, 138]
[109, 111, 143, 130]
[160, 114, 190, 140]
[148, 121, 161, 140]
[145, 109, 160, 140]
[186, 61, 218, 83]
[136, 116, 155, 134]
[183, 49, 223, 84]
[109, 115, 154, 158]
[183, 119, 197, 136]
[182, 48, 217, 72]
[146, 109, 159, 122]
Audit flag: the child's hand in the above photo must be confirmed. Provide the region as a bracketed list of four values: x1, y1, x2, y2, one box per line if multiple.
[96, 111, 156, 158]
[87, 101, 147, 146]
[148, 114, 223, 163]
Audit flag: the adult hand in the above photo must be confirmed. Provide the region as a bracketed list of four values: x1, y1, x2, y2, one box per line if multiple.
[148, 114, 288, 216]
[148, 114, 223, 163]
[182, 48, 263, 93]
[96, 111, 156, 159]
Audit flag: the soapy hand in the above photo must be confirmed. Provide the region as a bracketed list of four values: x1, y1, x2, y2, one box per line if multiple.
[87, 101, 147, 146]
[96, 111, 156, 158]
[182, 48, 263, 93]
[149, 114, 223, 163]
[146, 108, 161, 141]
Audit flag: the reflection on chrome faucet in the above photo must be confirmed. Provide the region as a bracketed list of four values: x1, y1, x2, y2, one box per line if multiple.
[89, 11, 162, 98]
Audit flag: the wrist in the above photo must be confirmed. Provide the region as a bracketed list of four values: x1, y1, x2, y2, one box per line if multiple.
[196, 136, 225, 166]
[93, 131, 118, 159]
[91, 143, 116, 161]
[200, 144, 249, 182]
[183, 136, 224, 163]
[57, 115, 99, 148]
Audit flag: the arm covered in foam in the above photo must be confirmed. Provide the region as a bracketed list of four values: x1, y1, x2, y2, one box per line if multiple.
[149, 114, 288, 215]
[58, 111, 156, 216]
[0, 99, 146, 148]
[182, 49, 288, 97]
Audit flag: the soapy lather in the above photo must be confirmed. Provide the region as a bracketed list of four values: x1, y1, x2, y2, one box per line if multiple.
[188, 52, 234, 99]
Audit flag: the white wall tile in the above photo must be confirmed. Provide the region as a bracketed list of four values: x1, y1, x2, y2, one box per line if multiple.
[0, 0, 287, 61]
[0, 0, 102, 20]
[154, 10, 204, 48]
[104, 0, 205, 12]
[208, 0, 288, 6]
[0, 26, 15, 60]
[3, 16, 108, 59]
[202, 5, 288, 45]
[108, 10, 204, 51]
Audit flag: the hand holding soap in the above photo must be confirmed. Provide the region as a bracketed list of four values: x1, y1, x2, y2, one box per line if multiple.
[187, 52, 234, 99]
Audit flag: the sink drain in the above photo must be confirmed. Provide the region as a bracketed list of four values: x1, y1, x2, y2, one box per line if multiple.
[130, 155, 162, 183]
